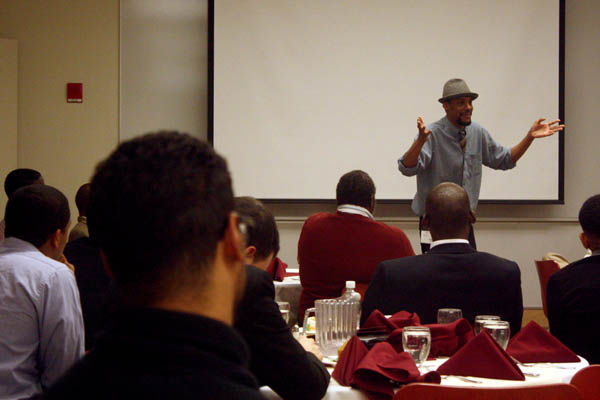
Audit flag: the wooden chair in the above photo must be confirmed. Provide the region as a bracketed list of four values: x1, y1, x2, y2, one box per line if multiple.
[393, 383, 583, 400]
[571, 365, 600, 400]
[535, 259, 560, 317]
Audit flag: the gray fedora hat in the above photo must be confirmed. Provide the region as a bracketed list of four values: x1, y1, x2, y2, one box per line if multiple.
[438, 78, 479, 103]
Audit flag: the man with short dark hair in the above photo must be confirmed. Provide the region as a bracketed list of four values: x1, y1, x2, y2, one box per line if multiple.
[234, 196, 330, 400]
[362, 182, 523, 335]
[68, 183, 90, 242]
[235, 196, 280, 270]
[547, 194, 600, 364]
[45, 132, 262, 399]
[0, 184, 83, 399]
[1, 168, 44, 241]
[298, 170, 414, 323]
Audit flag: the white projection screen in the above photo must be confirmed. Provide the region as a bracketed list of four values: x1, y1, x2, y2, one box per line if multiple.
[211, 0, 564, 202]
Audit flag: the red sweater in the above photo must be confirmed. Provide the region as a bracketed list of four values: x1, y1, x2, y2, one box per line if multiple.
[298, 211, 414, 323]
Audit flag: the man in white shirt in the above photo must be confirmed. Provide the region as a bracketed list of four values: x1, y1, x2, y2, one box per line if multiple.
[0, 184, 84, 400]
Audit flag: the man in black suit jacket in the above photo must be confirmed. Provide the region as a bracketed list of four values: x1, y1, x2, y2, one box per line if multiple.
[362, 182, 523, 335]
[234, 197, 329, 400]
[547, 194, 600, 364]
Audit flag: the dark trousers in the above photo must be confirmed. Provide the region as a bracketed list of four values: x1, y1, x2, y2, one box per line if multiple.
[419, 216, 476, 254]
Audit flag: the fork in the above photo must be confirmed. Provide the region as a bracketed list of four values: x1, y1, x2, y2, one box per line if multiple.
[509, 356, 541, 377]
[443, 375, 483, 384]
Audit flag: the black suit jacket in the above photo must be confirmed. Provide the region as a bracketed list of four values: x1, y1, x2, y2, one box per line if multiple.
[547, 255, 600, 364]
[235, 266, 330, 400]
[361, 243, 523, 335]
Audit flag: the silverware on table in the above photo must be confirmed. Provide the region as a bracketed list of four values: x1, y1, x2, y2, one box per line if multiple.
[442, 375, 483, 384]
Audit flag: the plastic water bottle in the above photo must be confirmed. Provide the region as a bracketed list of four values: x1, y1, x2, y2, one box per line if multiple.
[340, 281, 361, 338]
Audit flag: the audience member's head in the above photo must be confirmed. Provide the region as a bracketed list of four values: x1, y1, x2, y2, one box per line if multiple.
[336, 170, 376, 213]
[424, 182, 475, 241]
[4, 168, 44, 197]
[578, 194, 600, 251]
[88, 131, 245, 323]
[75, 183, 91, 217]
[5, 184, 70, 259]
[234, 196, 279, 270]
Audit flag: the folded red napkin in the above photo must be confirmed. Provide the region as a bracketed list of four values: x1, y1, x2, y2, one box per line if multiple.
[265, 257, 289, 281]
[390, 311, 421, 329]
[437, 330, 525, 381]
[361, 310, 421, 334]
[361, 310, 399, 333]
[386, 318, 473, 357]
[507, 321, 580, 363]
[351, 342, 441, 400]
[426, 318, 474, 357]
[332, 336, 370, 386]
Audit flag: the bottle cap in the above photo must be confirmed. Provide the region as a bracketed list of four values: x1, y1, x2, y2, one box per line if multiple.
[346, 280, 356, 289]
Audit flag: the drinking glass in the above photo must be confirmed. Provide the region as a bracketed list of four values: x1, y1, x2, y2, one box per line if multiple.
[483, 320, 510, 350]
[437, 308, 462, 324]
[474, 315, 501, 335]
[276, 301, 290, 324]
[402, 326, 431, 366]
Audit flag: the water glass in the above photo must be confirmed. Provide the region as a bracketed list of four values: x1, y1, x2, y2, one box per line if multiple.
[483, 320, 510, 350]
[437, 308, 462, 324]
[474, 315, 501, 335]
[276, 301, 290, 324]
[402, 326, 431, 366]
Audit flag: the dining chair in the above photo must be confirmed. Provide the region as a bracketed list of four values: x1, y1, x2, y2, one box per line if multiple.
[570, 365, 600, 400]
[393, 383, 583, 400]
[535, 259, 560, 317]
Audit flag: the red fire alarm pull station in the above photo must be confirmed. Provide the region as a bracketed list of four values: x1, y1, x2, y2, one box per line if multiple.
[66, 83, 83, 103]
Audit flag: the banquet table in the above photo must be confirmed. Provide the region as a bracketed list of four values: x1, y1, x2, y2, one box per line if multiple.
[260, 356, 589, 399]
[273, 272, 301, 326]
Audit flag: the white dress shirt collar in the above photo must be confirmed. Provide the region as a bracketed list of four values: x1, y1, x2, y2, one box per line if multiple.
[429, 238, 470, 249]
[337, 204, 374, 220]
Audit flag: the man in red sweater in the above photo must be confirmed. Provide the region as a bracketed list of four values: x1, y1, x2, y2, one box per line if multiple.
[298, 170, 415, 323]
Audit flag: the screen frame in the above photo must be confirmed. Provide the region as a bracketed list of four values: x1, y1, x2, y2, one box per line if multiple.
[207, 0, 565, 205]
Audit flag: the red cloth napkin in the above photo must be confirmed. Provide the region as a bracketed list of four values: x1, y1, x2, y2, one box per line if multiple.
[387, 318, 474, 357]
[437, 330, 525, 381]
[351, 342, 441, 400]
[426, 318, 474, 357]
[265, 257, 289, 281]
[361, 310, 421, 334]
[507, 321, 580, 363]
[332, 336, 369, 386]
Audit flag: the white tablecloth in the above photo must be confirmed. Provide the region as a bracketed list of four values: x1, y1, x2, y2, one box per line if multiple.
[261, 357, 589, 399]
[273, 274, 301, 326]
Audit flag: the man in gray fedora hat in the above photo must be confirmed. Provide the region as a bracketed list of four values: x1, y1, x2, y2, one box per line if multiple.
[398, 78, 564, 253]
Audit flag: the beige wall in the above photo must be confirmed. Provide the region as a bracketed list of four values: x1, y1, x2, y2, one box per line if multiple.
[1, 1, 598, 307]
[0, 0, 120, 220]
[0, 38, 18, 207]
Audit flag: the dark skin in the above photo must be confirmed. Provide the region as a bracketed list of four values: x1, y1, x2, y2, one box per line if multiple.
[580, 232, 600, 253]
[421, 182, 476, 242]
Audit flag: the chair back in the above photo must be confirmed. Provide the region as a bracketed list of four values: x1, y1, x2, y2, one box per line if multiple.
[393, 382, 583, 400]
[543, 252, 570, 268]
[571, 365, 600, 400]
[535, 259, 560, 317]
